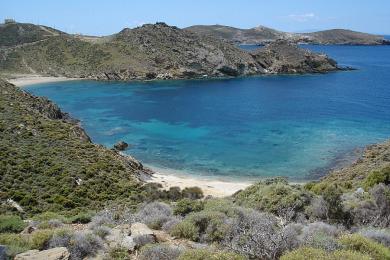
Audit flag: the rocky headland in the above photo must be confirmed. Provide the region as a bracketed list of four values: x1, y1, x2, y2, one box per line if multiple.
[1, 22, 340, 82]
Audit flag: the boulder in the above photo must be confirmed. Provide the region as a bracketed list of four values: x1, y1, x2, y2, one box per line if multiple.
[114, 141, 129, 151]
[130, 222, 154, 237]
[0, 245, 6, 260]
[106, 225, 136, 251]
[15, 247, 70, 260]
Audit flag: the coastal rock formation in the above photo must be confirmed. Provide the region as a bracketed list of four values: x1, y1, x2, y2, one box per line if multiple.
[0, 22, 341, 81]
[186, 24, 389, 45]
[252, 40, 338, 73]
[114, 140, 129, 151]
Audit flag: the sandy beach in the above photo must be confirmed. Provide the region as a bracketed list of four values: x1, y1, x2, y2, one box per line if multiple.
[7, 74, 80, 87]
[145, 166, 253, 197]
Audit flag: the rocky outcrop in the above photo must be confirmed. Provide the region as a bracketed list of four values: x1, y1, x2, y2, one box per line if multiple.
[106, 223, 156, 251]
[114, 141, 129, 151]
[15, 247, 70, 260]
[251, 40, 339, 73]
[0, 22, 342, 81]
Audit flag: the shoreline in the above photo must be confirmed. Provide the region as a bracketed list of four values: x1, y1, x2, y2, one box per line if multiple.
[144, 165, 253, 197]
[6, 74, 81, 87]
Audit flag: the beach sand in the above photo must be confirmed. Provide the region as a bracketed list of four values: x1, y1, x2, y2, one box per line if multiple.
[7, 74, 80, 87]
[145, 166, 253, 197]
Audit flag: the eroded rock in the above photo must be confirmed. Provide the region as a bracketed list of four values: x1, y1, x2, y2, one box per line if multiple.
[15, 247, 70, 260]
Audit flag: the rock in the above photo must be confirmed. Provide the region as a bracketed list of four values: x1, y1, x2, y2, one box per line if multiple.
[21, 225, 37, 234]
[114, 141, 129, 151]
[15, 247, 70, 260]
[106, 225, 136, 251]
[130, 222, 154, 237]
[0, 245, 6, 260]
[355, 187, 365, 194]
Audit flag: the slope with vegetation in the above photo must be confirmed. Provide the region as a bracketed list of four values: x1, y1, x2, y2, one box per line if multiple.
[186, 24, 389, 45]
[0, 22, 340, 81]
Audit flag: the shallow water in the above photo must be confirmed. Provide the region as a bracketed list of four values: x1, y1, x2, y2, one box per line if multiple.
[26, 45, 390, 181]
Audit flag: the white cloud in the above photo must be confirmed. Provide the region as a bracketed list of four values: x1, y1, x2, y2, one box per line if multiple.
[287, 13, 317, 22]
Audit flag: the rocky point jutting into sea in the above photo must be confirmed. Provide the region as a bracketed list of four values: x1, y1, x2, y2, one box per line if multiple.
[0, 22, 341, 81]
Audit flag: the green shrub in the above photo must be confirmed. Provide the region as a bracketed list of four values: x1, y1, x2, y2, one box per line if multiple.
[280, 247, 371, 260]
[30, 229, 55, 250]
[69, 211, 94, 224]
[234, 178, 311, 219]
[108, 247, 131, 259]
[32, 212, 66, 222]
[338, 234, 390, 260]
[0, 215, 26, 233]
[364, 167, 390, 189]
[172, 210, 228, 242]
[181, 187, 204, 200]
[170, 220, 199, 241]
[0, 233, 31, 258]
[178, 249, 245, 260]
[174, 199, 204, 216]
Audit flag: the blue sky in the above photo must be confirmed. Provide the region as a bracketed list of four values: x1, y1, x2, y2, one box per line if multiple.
[1, 0, 389, 35]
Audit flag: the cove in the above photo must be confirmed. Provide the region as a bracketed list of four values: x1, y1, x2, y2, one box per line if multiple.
[25, 45, 390, 181]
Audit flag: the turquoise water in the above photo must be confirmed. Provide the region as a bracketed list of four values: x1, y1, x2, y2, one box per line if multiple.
[25, 45, 390, 181]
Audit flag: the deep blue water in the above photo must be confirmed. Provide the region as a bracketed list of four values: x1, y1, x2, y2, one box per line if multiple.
[26, 45, 390, 181]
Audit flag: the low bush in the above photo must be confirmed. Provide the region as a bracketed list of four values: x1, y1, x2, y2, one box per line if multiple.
[296, 222, 343, 251]
[174, 199, 204, 216]
[69, 211, 94, 224]
[140, 244, 182, 260]
[133, 234, 155, 248]
[359, 228, 390, 247]
[0, 215, 26, 233]
[172, 210, 228, 243]
[280, 247, 371, 260]
[91, 225, 111, 239]
[178, 249, 245, 260]
[170, 220, 199, 241]
[181, 187, 204, 200]
[234, 178, 311, 222]
[108, 247, 131, 260]
[338, 233, 390, 260]
[49, 230, 103, 260]
[364, 167, 390, 189]
[161, 217, 182, 233]
[135, 202, 173, 229]
[32, 212, 66, 222]
[30, 229, 56, 250]
[222, 209, 292, 259]
[0, 233, 31, 258]
[37, 219, 63, 229]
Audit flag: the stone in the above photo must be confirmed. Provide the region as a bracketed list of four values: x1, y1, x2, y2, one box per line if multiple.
[15, 247, 70, 260]
[114, 141, 129, 151]
[0, 245, 6, 260]
[130, 222, 154, 237]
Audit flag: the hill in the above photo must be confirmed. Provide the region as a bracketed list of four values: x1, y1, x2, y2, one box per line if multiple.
[303, 29, 387, 45]
[185, 25, 389, 45]
[0, 22, 64, 48]
[0, 22, 340, 81]
[0, 79, 149, 215]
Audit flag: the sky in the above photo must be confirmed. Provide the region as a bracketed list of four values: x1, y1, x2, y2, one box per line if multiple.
[1, 0, 390, 36]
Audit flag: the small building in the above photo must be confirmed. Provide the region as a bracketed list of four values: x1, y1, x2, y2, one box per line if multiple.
[4, 19, 16, 24]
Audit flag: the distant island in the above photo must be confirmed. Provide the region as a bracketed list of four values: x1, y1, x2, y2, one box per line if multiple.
[0, 21, 341, 82]
[185, 24, 390, 45]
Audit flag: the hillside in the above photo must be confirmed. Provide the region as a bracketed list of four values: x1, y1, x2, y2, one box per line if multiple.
[0, 22, 340, 81]
[0, 79, 149, 215]
[0, 22, 64, 48]
[303, 29, 387, 45]
[185, 24, 389, 45]
[185, 24, 294, 44]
